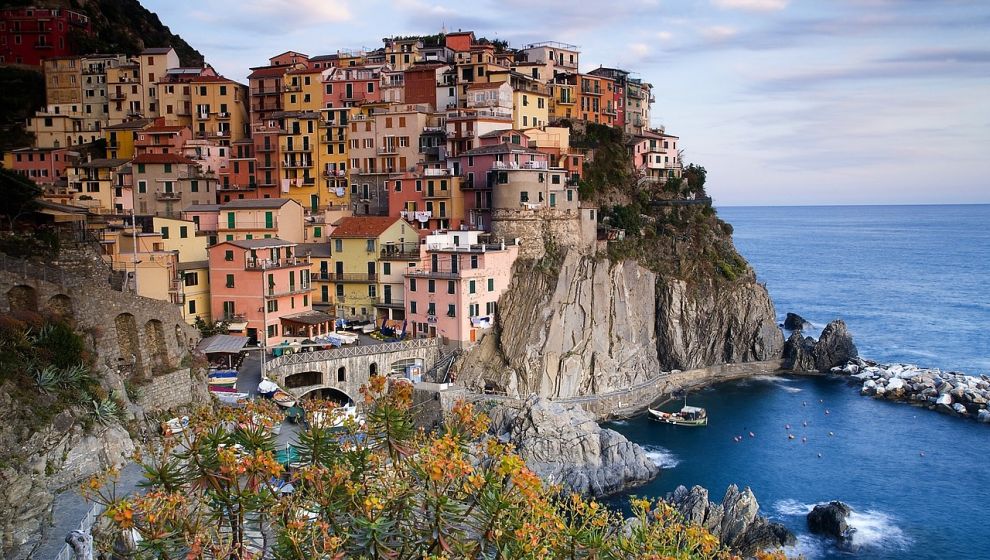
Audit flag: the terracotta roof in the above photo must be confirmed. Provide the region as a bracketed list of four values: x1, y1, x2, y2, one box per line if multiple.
[189, 75, 242, 85]
[467, 81, 507, 90]
[286, 67, 322, 75]
[182, 204, 220, 212]
[220, 198, 295, 209]
[131, 153, 196, 165]
[478, 128, 519, 139]
[222, 238, 296, 250]
[104, 118, 155, 130]
[331, 216, 402, 238]
[247, 65, 290, 79]
[77, 158, 130, 168]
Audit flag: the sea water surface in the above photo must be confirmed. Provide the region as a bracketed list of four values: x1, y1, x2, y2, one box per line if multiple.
[607, 205, 990, 559]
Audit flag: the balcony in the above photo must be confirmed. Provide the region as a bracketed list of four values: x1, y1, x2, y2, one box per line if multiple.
[217, 112, 231, 120]
[179, 169, 217, 180]
[324, 272, 378, 283]
[424, 188, 451, 199]
[256, 144, 276, 153]
[155, 190, 181, 201]
[226, 218, 279, 230]
[245, 256, 309, 270]
[373, 296, 405, 309]
[283, 83, 302, 92]
[321, 133, 345, 143]
[266, 283, 312, 298]
[221, 313, 248, 323]
[108, 92, 125, 101]
[322, 168, 346, 178]
[379, 243, 420, 260]
[376, 146, 398, 155]
[282, 159, 313, 169]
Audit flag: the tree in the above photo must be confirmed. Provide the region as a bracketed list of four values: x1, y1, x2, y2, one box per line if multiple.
[83, 378, 752, 559]
[193, 316, 229, 337]
[683, 164, 708, 197]
[0, 168, 41, 229]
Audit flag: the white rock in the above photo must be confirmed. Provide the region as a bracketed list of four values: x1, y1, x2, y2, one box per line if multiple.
[842, 364, 860, 375]
[977, 409, 990, 423]
[952, 403, 968, 415]
[864, 379, 877, 389]
[936, 393, 952, 406]
[886, 378, 905, 391]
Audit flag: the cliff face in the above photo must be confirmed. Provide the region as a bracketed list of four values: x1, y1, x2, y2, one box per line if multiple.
[459, 250, 783, 398]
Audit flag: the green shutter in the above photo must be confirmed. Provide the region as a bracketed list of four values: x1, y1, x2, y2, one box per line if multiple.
[265, 211, 273, 228]
[227, 212, 235, 228]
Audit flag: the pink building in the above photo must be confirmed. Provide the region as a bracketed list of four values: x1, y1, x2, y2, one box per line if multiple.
[181, 203, 220, 243]
[134, 124, 192, 155]
[208, 238, 331, 346]
[323, 65, 384, 107]
[446, 142, 549, 230]
[404, 230, 520, 348]
[445, 108, 513, 158]
[4, 146, 78, 186]
[629, 130, 681, 180]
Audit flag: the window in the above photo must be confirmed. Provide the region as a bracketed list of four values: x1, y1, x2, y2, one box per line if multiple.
[488, 278, 494, 291]
[227, 212, 235, 228]
[366, 239, 375, 252]
[409, 278, 417, 291]
[303, 295, 308, 306]
[180, 226, 188, 238]
[368, 285, 377, 298]
[188, 300, 196, 314]
[224, 250, 234, 261]
[410, 301, 417, 313]
[427, 302, 436, 316]
[225, 274, 235, 288]
[520, 192, 529, 203]
[367, 82, 374, 93]
[191, 180, 199, 192]
[447, 304, 456, 317]
[138, 180, 147, 193]
[223, 301, 235, 317]
[160, 226, 169, 239]
[471, 255, 479, 269]
[428, 279, 435, 293]
[469, 280, 476, 294]
[486, 301, 496, 315]
[267, 300, 278, 312]
[314, 226, 322, 238]
[335, 239, 343, 252]
[164, 164, 172, 173]
[184, 272, 199, 286]
[321, 285, 329, 302]
[383, 262, 391, 275]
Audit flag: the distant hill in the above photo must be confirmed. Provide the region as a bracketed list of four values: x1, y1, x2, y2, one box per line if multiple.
[0, 0, 204, 66]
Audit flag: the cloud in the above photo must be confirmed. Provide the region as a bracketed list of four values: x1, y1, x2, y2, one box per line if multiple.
[712, 0, 788, 11]
[700, 25, 738, 41]
[629, 42, 651, 58]
[656, 31, 674, 41]
[243, 0, 352, 23]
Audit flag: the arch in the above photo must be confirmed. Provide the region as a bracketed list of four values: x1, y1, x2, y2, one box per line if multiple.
[7, 285, 38, 312]
[337, 366, 346, 383]
[144, 319, 168, 371]
[285, 371, 322, 389]
[369, 362, 378, 377]
[47, 294, 73, 318]
[299, 386, 354, 405]
[114, 313, 143, 377]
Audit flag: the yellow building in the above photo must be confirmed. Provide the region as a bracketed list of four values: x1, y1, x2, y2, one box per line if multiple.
[104, 118, 155, 159]
[319, 107, 352, 210]
[384, 38, 423, 71]
[190, 76, 249, 145]
[282, 68, 324, 112]
[298, 242, 334, 313]
[512, 89, 549, 130]
[278, 111, 322, 212]
[65, 158, 131, 213]
[548, 80, 576, 121]
[43, 57, 82, 105]
[218, 198, 306, 244]
[329, 216, 417, 321]
[152, 216, 211, 324]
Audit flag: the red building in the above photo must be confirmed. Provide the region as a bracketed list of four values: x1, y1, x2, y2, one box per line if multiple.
[0, 7, 91, 66]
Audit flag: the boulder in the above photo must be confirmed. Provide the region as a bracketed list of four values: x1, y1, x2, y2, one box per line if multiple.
[977, 409, 990, 424]
[812, 320, 858, 372]
[807, 501, 853, 542]
[783, 312, 810, 331]
[489, 397, 659, 497]
[782, 331, 817, 372]
[665, 485, 795, 556]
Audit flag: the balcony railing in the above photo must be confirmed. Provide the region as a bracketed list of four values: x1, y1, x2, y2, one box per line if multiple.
[379, 243, 420, 260]
[377, 146, 398, 155]
[155, 190, 181, 201]
[322, 168, 346, 177]
[266, 283, 312, 297]
[221, 313, 248, 323]
[373, 296, 405, 308]
[245, 256, 309, 270]
[324, 272, 378, 283]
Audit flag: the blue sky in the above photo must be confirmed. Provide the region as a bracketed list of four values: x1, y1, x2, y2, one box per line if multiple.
[144, 0, 990, 205]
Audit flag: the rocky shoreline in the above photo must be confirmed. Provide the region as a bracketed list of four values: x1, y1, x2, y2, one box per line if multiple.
[831, 359, 990, 423]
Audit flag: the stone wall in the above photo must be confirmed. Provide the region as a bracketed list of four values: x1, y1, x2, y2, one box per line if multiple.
[139, 368, 209, 412]
[491, 207, 597, 259]
[411, 382, 469, 431]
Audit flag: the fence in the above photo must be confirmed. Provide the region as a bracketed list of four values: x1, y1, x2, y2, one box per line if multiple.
[264, 337, 439, 373]
[53, 502, 104, 560]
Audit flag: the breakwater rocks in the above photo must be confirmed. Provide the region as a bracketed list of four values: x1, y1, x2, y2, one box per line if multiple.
[783, 319, 858, 373]
[835, 360, 990, 423]
[665, 484, 796, 556]
[488, 397, 659, 497]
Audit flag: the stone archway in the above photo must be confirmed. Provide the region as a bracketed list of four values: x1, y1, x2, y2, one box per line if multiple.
[144, 319, 168, 372]
[299, 386, 354, 405]
[7, 285, 38, 312]
[285, 371, 323, 389]
[114, 313, 143, 377]
[47, 294, 73, 318]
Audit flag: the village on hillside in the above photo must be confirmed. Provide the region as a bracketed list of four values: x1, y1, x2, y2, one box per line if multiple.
[1, 6, 684, 354]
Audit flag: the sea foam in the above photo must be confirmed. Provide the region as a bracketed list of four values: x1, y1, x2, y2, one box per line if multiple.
[641, 445, 680, 468]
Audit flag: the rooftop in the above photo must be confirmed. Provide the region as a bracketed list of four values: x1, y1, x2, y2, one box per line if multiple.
[220, 198, 296, 210]
[223, 238, 296, 250]
[76, 158, 130, 168]
[131, 153, 197, 165]
[459, 142, 541, 157]
[182, 204, 220, 212]
[141, 47, 175, 55]
[331, 216, 403, 239]
[104, 118, 156, 131]
[296, 242, 332, 258]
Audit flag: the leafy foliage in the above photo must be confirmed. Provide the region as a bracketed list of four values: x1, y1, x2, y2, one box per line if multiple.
[0, 168, 42, 229]
[85, 378, 765, 559]
[193, 316, 229, 337]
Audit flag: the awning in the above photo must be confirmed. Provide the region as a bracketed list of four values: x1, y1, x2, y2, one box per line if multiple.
[280, 311, 334, 326]
[198, 334, 249, 354]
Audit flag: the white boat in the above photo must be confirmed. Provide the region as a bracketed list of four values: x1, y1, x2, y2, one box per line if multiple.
[648, 405, 708, 427]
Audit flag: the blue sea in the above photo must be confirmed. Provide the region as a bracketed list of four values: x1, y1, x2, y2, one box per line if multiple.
[607, 205, 990, 559]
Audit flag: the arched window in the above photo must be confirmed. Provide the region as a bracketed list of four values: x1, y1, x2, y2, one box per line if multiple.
[369, 362, 378, 377]
[337, 366, 346, 382]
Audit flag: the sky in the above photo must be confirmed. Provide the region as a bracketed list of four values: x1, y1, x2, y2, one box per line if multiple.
[143, 0, 990, 206]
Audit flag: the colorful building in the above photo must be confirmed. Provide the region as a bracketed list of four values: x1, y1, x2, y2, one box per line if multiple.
[208, 238, 328, 346]
[132, 153, 217, 217]
[65, 158, 131, 213]
[3, 146, 78, 187]
[190, 76, 249, 145]
[404, 230, 520, 347]
[217, 198, 305, 244]
[629, 130, 681, 181]
[0, 7, 91, 66]
[104, 118, 155, 159]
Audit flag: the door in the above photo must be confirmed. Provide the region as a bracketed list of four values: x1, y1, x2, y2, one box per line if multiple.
[367, 261, 376, 280]
[320, 261, 328, 279]
[246, 328, 258, 345]
[384, 284, 392, 304]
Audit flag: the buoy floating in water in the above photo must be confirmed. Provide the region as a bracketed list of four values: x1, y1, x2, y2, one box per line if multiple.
[802, 421, 808, 427]
[802, 437, 807, 443]
[818, 453, 822, 458]
[785, 424, 791, 430]
[828, 431, 834, 437]
[920, 451, 926, 457]
[788, 434, 796, 440]
[749, 432, 755, 438]
[825, 409, 830, 415]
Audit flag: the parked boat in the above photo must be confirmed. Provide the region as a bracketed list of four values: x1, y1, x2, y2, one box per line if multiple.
[272, 389, 296, 408]
[648, 405, 708, 427]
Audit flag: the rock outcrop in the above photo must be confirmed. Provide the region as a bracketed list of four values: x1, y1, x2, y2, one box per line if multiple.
[489, 397, 659, 497]
[459, 251, 783, 399]
[840, 359, 990, 422]
[783, 319, 857, 372]
[807, 501, 854, 543]
[665, 485, 795, 556]
[783, 312, 809, 331]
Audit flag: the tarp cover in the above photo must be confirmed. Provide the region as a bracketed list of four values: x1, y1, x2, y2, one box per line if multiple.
[198, 334, 249, 354]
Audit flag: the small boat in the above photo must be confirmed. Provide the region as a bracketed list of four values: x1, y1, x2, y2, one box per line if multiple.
[648, 405, 708, 427]
[273, 389, 296, 408]
[162, 416, 189, 435]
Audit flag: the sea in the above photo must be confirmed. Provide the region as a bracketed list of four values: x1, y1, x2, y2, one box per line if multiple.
[606, 205, 990, 559]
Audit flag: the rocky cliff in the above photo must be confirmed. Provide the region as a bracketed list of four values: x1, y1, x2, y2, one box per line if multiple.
[489, 397, 659, 497]
[459, 250, 782, 399]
